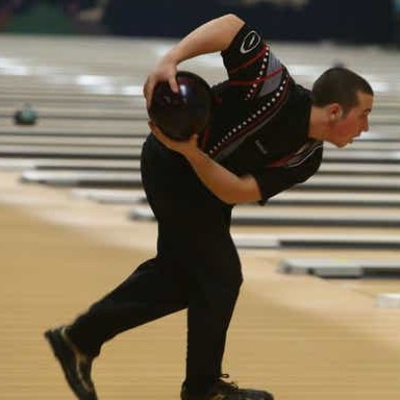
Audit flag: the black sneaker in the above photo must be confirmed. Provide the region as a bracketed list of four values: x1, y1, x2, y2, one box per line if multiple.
[181, 378, 274, 400]
[44, 326, 97, 400]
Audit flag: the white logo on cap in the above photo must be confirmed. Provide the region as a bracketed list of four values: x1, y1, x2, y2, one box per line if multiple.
[240, 31, 261, 54]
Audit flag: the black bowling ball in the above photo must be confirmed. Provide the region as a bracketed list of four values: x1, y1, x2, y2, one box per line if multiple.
[148, 71, 212, 141]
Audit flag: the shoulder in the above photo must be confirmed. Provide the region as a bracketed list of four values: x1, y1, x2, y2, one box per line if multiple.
[222, 24, 264, 57]
[221, 23, 270, 73]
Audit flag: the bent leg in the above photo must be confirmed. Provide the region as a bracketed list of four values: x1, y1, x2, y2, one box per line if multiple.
[67, 257, 189, 357]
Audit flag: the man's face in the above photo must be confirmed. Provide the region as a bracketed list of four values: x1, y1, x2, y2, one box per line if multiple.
[327, 91, 374, 148]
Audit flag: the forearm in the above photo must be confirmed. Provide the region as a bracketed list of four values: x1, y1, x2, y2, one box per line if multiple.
[147, 100, 261, 205]
[162, 14, 244, 65]
[184, 147, 261, 205]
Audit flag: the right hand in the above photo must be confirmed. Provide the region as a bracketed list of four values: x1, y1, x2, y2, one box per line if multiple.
[143, 60, 180, 109]
[148, 120, 199, 157]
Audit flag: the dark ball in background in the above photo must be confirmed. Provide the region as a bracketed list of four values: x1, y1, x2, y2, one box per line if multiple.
[148, 71, 213, 141]
[14, 104, 38, 126]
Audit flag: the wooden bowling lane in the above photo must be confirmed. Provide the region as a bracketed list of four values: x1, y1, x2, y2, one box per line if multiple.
[1, 182, 400, 400]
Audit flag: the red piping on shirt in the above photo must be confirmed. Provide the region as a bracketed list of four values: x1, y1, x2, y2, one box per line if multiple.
[228, 67, 285, 87]
[267, 152, 297, 167]
[200, 128, 211, 150]
[227, 46, 268, 75]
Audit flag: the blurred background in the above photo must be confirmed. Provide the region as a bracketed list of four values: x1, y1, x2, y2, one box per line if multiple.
[1, 2, 400, 400]
[0, 0, 399, 45]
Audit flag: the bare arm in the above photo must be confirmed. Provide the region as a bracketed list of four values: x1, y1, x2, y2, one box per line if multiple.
[143, 14, 245, 108]
[149, 122, 262, 205]
[159, 13, 244, 64]
[183, 143, 262, 205]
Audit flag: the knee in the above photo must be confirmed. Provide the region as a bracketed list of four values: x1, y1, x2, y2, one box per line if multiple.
[207, 260, 243, 303]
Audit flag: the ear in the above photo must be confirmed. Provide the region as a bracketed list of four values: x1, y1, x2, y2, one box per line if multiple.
[327, 103, 343, 122]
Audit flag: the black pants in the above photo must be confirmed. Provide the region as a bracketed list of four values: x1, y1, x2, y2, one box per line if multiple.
[68, 134, 243, 395]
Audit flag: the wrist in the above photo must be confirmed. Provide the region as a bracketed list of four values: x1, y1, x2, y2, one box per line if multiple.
[161, 49, 183, 66]
[183, 145, 207, 164]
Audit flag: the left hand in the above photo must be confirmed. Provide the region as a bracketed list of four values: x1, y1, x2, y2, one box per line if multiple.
[148, 120, 199, 157]
[143, 62, 179, 109]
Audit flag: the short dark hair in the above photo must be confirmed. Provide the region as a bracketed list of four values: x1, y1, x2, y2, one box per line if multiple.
[311, 67, 374, 115]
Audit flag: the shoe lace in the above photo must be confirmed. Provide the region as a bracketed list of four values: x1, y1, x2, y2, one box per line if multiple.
[217, 376, 272, 400]
[217, 374, 239, 391]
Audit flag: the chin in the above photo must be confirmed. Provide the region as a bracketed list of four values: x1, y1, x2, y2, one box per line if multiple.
[327, 138, 344, 148]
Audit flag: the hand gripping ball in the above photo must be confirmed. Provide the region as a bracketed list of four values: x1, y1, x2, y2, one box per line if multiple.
[148, 71, 213, 141]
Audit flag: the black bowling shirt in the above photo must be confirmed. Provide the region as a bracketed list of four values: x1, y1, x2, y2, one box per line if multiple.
[200, 24, 323, 204]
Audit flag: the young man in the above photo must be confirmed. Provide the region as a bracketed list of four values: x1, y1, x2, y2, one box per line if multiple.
[44, 14, 374, 400]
